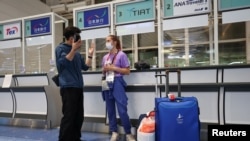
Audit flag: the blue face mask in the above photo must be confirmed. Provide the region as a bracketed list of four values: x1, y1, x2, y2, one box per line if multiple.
[105, 42, 113, 50]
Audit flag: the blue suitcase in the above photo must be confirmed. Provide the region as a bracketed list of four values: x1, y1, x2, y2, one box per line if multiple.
[155, 70, 200, 141]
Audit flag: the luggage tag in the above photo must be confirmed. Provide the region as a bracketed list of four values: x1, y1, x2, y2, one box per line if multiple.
[168, 93, 176, 101]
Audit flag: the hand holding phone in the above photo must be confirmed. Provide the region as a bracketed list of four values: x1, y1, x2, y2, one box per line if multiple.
[74, 34, 81, 42]
[72, 34, 82, 51]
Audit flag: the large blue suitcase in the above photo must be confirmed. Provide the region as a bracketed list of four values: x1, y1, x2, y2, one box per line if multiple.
[155, 70, 200, 141]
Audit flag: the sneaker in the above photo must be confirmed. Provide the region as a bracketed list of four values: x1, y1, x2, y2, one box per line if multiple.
[126, 134, 136, 141]
[110, 132, 119, 141]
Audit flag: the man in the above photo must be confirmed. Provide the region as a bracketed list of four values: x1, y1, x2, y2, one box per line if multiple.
[55, 26, 95, 141]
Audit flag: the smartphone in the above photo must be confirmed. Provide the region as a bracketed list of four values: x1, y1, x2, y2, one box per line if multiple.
[74, 34, 81, 42]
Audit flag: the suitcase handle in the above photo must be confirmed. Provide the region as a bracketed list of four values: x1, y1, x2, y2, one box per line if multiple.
[166, 69, 181, 97]
[155, 74, 166, 98]
[155, 69, 181, 97]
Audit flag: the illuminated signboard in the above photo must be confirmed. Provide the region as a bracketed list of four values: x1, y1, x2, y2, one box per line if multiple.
[0, 21, 21, 40]
[115, 0, 155, 25]
[25, 16, 51, 37]
[76, 6, 110, 30]
[163, 0, 210, 18]
[219, 0, 250, 11]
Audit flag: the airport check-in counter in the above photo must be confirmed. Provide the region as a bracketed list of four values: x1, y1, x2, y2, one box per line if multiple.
[1, 65, 250, 137]
[82, 65, 250, 137]
[0, 73, 61, 129]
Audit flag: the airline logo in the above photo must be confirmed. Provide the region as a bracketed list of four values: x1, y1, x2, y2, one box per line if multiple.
[82, 6, 110, 29]
[176, 113, 184, 124]
[4, 22, 21, 39]
[7, 27, 18, 35]
[86, 9, 107, 26]
[32, 18, 49, 34]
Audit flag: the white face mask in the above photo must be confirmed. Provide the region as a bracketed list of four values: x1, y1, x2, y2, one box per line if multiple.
[105, 42, 113, 50]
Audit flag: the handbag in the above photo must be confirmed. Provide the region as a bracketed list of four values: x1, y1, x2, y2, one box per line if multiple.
[134, 61, 150, 70]
[52, 74, 59, 86]
[101, 76, 109, 91]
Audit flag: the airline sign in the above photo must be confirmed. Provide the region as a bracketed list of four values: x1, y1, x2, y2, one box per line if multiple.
[115, 0, 155, 25]
[0, 22, 21, 40]
[164, 0, 210, 18]
[25, 16, 51, 37]
[76, 6, 110, 30]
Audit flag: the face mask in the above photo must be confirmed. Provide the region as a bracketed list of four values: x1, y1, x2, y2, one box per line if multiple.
[106, 42, 113, 50]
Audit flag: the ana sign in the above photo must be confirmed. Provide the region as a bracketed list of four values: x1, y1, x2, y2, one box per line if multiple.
[164, 0, 210, 18]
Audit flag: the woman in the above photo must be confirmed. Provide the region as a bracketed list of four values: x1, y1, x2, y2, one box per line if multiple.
[102, 35, 136, 141]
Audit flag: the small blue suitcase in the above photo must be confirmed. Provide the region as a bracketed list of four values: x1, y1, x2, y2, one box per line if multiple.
[155, 70, 200, 141]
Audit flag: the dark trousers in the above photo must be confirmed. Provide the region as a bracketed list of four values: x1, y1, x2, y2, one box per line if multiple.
[59, 87, 84, 141]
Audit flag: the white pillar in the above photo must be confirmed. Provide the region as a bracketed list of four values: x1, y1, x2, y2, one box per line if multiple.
[213, 0, 219, 65]
[246, 21, 250, 63]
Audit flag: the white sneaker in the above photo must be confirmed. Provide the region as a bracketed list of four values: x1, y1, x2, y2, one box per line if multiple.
[126, 134, 136, 141]
[110, 132, 119, 141]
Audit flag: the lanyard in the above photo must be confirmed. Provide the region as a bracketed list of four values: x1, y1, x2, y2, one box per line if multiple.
[106, 50, 119, 64]
[103, 50, 120, 77]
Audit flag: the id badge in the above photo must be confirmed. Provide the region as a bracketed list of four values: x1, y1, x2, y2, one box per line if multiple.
[106, 71, 114, 82]
[104, 60, 114, 82]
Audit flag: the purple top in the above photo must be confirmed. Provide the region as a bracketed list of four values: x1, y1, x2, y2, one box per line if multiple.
[102, 51, 130, 76]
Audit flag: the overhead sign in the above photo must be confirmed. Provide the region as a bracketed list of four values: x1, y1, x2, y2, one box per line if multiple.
[115, 0, 155, 25]
[25, 16, 51, 37]
[163, 0, 210, 18]
[76, 6, 110, 30]
[0, 21, 21, 40]
[219, 0, 250, 11]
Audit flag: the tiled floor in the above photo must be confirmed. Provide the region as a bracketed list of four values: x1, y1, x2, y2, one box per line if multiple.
[0, 125, 207, 141]
[0, 125, 116, 141]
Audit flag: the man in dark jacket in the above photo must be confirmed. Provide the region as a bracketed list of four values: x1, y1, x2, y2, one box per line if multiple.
[55, 26, 95, 141]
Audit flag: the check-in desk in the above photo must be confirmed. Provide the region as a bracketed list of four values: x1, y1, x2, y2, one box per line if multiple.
[1, 65, 250, 137]
[82, 65, 250, 138]
[0, 73, 61, 129]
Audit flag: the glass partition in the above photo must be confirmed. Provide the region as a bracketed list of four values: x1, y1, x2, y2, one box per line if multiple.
[189, 44, 210, 66]
[138, 30, 158, 67]
[218, 21, 246, 65]
[138, 49, 158, 67]
[219, 42, 246, 65]
[218, 21, 245, 40]
[0, 46, 22, 74]
[138, 31, 158, 47]
[94, 38, 108, 71]
[25, 37, 52, 73]
[163, 25, 211, 67]
[121, 35, 134, 68]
